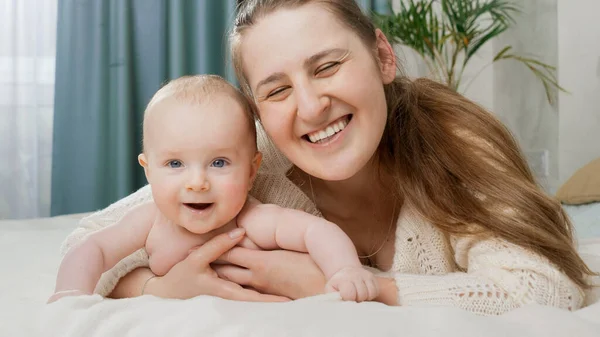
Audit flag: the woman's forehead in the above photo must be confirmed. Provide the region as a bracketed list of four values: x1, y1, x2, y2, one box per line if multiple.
[239, 3, 362, 84]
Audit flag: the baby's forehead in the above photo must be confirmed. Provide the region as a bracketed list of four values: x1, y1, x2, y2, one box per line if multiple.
[148, 91, 246, 119]
[146, 94, 254, 141]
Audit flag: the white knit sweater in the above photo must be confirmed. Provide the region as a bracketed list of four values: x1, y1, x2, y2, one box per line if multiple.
[62, 126, 584, 316]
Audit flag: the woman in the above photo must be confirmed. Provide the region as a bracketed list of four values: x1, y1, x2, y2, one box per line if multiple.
[62, 0, 594, 315]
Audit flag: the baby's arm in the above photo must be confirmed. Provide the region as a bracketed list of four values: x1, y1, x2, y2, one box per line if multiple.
[238, 198, 378, 301]
[50, 202, 156, 301]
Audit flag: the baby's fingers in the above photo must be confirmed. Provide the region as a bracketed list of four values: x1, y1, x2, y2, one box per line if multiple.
[354, 280, 370, 302]
[338, 283, 357, 302]
[324, 282, 337, 294]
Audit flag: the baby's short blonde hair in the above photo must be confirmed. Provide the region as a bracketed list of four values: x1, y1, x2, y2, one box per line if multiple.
[142, 74, 257, 150]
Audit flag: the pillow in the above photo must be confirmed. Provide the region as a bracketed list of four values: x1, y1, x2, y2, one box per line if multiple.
[557, 158, 600, 205]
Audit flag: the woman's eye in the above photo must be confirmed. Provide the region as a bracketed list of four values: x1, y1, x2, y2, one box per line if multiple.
[211, 159, 227, 168]
[167, 160, 183, 168]
[316, 62, 341, 75]
[266, 86, 289, 99]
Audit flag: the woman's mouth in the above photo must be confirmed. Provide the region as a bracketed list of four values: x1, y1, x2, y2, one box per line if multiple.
[304, 115, 352, 144]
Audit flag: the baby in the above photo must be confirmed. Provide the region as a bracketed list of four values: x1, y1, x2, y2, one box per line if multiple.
[49, 75, 379, 303]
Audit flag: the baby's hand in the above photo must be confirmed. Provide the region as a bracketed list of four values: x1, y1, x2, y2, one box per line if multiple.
[325, 266, 379, 302]
[47, 290, 89, 304]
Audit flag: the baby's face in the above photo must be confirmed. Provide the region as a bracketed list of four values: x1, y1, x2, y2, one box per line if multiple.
[139, 94, 259, 234]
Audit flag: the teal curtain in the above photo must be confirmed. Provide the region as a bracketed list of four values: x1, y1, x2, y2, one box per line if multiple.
[51, 0, 237, 216]
[357, 0, 391, 14]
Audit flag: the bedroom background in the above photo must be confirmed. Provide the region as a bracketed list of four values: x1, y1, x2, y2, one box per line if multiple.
[1, 0, 599, 221]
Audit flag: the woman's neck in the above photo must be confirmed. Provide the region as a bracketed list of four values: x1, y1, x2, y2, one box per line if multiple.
[292, 158, 397, 221]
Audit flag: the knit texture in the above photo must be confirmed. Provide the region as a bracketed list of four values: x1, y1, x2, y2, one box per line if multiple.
[61, 125, 584, 315]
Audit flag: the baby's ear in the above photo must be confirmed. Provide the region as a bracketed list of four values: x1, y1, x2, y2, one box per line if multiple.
[138, 153, 151, 183]
[249, 151, 262, 190]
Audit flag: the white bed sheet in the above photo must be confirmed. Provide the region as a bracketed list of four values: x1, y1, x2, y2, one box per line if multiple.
[1, 213, 599, 337]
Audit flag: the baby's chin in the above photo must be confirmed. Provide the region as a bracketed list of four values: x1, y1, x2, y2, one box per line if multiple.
[180, 218, 234, 236]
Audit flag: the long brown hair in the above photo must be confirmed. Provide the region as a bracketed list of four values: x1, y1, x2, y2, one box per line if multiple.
[231, 0, 595, 289]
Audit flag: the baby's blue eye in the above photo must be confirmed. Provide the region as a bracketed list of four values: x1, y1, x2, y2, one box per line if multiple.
[211, 159, 227, 168]
[167, 160, 182, 168]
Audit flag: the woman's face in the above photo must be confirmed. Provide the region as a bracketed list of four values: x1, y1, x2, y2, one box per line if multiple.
[240, 3, 396, 181]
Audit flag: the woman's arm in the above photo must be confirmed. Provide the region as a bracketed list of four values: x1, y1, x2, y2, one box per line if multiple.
[213, 233, 585, 314]
[374, 277, 398, 306]
[389, 233, 584, 315]
[108, 267, 155, 299]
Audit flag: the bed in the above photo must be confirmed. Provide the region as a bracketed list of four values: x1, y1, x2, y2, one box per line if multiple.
[1, 206, 599, 337]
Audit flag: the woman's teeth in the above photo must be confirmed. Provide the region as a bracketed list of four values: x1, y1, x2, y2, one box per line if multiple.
[307, 117, 349, 143]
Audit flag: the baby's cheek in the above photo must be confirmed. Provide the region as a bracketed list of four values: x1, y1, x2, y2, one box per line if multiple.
[219, 180, 250, 210]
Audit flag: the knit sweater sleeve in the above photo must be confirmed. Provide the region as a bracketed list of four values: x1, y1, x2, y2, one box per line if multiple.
[388, 225, 585, 315]
[60, 185, 154, 296]
[384, 128, 580, 315]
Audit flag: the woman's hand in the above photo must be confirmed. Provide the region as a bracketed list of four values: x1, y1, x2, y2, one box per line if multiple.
[213, 248, 327, 300]
[140, 228, 289, 302]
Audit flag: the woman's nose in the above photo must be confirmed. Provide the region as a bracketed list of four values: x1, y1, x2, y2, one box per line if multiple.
[186, 171, 210, 192]
[295, 82, 330, 123]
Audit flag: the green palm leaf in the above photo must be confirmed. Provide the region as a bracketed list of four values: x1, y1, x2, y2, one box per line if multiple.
[374, 0, 565, 105]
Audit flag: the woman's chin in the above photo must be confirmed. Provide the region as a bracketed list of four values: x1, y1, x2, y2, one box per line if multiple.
[301, 159, 368, 182]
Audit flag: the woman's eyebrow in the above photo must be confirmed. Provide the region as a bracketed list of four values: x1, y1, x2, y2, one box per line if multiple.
[254, 48, 348, 92]
[304, 48, 347, 68]
[255, 72, 285, 93]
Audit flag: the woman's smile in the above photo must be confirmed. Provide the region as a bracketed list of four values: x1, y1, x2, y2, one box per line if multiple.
[303, 114, 352, 146]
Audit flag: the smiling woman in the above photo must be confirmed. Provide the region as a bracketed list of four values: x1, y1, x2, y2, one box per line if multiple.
[234, 4, 391, 181]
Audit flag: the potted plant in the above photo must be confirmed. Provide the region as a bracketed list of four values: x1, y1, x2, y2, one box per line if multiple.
[375, 0, 565, 104]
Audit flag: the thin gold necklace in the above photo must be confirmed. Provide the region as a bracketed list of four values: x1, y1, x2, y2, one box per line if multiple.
[307, 176, 396, 260]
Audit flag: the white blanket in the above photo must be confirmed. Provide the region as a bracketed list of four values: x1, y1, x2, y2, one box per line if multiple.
[2, 214, 600, 337]
[29, 292, 600, 337]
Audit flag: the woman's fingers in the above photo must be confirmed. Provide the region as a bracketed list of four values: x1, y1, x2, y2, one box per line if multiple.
[213, 265, 253, 286]
[218, 246, 263, 268]
[366, 278, 379, 300]
[213, 279, 289, 303]
[213, 239, 262, 264]
[186, 229, 246, 267]
[237, 236, 262, 250]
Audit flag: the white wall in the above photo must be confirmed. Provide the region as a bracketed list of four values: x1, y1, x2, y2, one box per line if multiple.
[557, 0, 600, 185]
[492, 0, 560, 192]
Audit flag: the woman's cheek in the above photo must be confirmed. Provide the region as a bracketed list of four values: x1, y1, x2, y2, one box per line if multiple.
[259, 101, 295, 144]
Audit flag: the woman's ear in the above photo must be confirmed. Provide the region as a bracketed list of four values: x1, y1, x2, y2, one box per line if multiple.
[374, 29, 397, 84]
[248, 151, 263, 190]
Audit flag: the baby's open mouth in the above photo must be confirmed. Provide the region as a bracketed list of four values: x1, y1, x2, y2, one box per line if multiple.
[184, 203, 213, 211]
